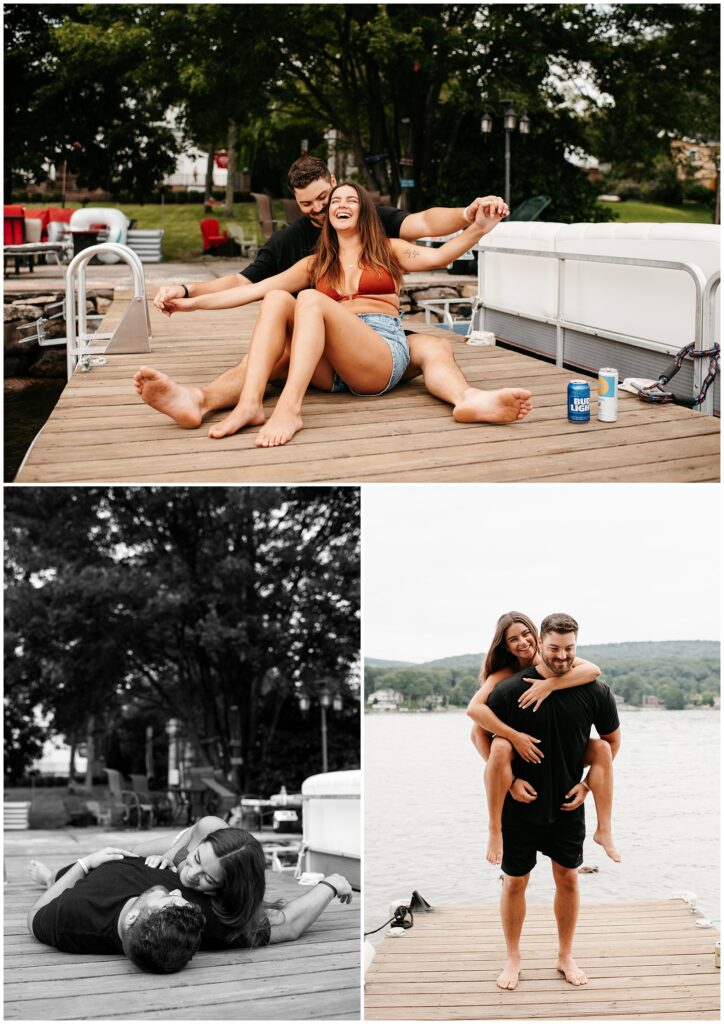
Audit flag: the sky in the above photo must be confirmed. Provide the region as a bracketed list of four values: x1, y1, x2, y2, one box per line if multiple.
[362, 483, 721, 664]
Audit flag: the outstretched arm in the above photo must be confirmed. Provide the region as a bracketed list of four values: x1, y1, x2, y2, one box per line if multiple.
[267, 874, 353, 944]
[160, 259, 312, 314]
[519, 659, 601, 711]
[392, 206, 503, 272]
[128, 815, 228, 865]
[28, 847, 135, 932]
[398, 196, 509, 241]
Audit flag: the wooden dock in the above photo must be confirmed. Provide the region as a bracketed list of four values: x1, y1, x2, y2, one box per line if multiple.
[4, 829, 359, 1020]
[14, 288, 720, 483]
[365, 899, 720, 1020]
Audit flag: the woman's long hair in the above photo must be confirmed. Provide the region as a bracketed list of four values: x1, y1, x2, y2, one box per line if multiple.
[206, 828, 279, 946]
[481, 611, 539, 682]
[309, 181, 403, 293]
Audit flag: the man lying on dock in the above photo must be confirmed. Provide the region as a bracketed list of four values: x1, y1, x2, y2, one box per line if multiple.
[136, 155, 531, 431]
[467, 613, 621, 991]
[27, 845, 353, 973]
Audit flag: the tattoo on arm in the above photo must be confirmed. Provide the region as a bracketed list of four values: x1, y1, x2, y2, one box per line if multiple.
[404, 247, 420, 260]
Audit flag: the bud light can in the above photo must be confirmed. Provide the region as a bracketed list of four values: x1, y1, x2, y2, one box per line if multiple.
[597, 367, 618, 422]
[567, 380, 590, 422]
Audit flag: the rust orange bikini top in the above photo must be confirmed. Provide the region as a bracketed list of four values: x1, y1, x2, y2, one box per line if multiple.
[316, 266, 399, 313]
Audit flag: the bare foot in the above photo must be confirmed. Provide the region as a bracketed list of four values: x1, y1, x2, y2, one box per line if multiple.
[486, 829, 503, 865]
[497, 955, 522, 990]
[556, 955, 588, 986]
[593, 828, 621, 863]
[134, 366, 205, 428]
[208, 401, 266, 439]
[29, 860, 53, 888]
[255, 406, 304, 447]
[453, 387, 533, 424]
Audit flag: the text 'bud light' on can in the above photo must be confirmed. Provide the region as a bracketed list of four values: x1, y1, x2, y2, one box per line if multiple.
[597, 367, 618, 422]
[567, 380, 590, 423]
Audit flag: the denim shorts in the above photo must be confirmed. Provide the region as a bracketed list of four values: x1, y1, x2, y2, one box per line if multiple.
[331, 314, 410, 396]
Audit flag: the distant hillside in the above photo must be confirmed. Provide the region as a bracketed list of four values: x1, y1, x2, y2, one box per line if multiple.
[396, 640, 720, 671]
[365, 640, 719, 710]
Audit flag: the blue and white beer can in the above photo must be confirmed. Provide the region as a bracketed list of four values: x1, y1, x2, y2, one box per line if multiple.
[567, 380, 590, 423]
[597, 367, 618, 422]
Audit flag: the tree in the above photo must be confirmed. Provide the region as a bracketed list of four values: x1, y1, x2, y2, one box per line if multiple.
[4, 487, 360, 791]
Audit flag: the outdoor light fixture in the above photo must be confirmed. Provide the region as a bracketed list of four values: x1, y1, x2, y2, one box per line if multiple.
[332, 694, 343, 713]
[479, 99, 531, 206]
[319, 688, 332, 709]
[503, 103, 518, 132]
[297, 693, 310, 713]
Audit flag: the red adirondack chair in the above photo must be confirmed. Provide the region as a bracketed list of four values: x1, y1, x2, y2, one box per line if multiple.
[200, 217, 229, 252]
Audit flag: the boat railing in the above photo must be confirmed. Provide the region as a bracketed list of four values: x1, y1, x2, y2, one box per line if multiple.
[474, 244, 715, 414]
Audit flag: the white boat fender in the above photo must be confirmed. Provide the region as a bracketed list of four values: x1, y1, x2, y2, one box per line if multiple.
[670, 891, 697, 912]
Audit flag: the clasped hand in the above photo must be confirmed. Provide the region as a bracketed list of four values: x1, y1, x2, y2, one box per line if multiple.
[85, 847, 137, 870]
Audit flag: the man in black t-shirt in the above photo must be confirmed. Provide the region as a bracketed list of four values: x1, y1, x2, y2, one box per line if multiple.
[482, 613, 621, 992]
[28, 846, 353, 968]
[140, 156, 522, 430]
[28, 848, 206, 972]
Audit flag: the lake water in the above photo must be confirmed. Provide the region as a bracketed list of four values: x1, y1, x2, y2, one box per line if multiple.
[364, 709, 719, 943]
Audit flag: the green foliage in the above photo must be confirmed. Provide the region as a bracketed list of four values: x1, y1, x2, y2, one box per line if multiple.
[5, 5, 719, 214]
[5, 487, 360, 789]
[366, 641, 720, 710]
[3, 700, 45, 784]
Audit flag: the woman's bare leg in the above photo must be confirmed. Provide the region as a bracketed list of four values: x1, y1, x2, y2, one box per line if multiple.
[209, 290, 298, 438]
[584, 738, 620, 862]
[485, 736, 514, 865]
[256, 290, 395, 447]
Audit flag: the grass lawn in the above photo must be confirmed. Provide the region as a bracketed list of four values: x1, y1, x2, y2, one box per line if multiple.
[599, 199, 715, 224]
[5, 785, 110, 829]
[24, 200, 286, 261]
[23, 198, 714, 263]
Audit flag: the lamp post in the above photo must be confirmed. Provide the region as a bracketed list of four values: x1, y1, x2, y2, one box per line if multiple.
[480, 101, 531, 207]
[319, 687, 331, 773]
[297, 686, 341, 773]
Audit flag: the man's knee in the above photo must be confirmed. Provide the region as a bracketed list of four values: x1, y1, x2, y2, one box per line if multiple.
[407, 332, 453, 364]
[552, 864, 579, 892]
[503, 872, 529, 895]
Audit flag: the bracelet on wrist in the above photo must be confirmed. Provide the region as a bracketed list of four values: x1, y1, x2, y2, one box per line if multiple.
[317, 879, 338, 898]
[180, 283, 189, 298]
[77, 858, 89, 876]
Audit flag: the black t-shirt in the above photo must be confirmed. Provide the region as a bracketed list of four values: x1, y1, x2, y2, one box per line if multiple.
[242, 205, 409, 282]
[32, 859, 270, 953]
[487, 669, 620, 826]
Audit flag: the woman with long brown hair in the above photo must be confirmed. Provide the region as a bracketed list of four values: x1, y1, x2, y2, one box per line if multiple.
[134, 182, 532, 446]
[468, 612, 619, 866]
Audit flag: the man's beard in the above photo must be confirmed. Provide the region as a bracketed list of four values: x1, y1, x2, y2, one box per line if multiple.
[540, 653, 573, 676]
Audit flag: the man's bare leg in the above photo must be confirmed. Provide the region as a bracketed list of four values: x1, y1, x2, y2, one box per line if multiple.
[134, 291, 296, 432]
[552, 861, 588, 985]
[484, 738, 514, 865]
[405, 332, 533, 423]
[498, 872, 528, 989]
[29, 860, 54, 888]
[585, 739, 620, 862]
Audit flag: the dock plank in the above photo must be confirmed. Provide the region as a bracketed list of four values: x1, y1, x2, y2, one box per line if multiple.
[365, 900, 719, 1021]
[15, 290, 720, 482]
[4, 828, 360, 1021]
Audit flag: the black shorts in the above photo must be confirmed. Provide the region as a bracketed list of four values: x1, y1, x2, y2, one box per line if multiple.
[501, 809, 585, 877]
